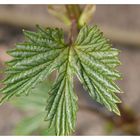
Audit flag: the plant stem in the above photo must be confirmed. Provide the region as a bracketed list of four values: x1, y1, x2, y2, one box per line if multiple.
[68, 19, 78, 45]
[65, 5, 81, 21]
[65, 5, 81, 45]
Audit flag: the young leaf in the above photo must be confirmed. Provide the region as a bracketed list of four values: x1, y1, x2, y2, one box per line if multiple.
[72, 25, 122, 115]
[0, 26, 67, 102]
[45, 48, 78, 135]
[0, 24, 122, 135]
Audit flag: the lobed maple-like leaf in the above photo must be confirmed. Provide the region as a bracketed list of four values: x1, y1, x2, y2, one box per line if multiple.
[0, 24, 122, 135]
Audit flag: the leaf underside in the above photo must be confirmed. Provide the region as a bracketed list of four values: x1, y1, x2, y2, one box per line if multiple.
[0, 24, 122, 135]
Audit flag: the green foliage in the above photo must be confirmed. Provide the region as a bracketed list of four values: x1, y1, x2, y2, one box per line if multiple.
[71, 25, 122, 115]
[1, 26, 67, 102]
[14, 113, 45, 135]
[0, 24, 122, 135]
[12, 81, 54, 135]
[45, 55, 78, 135]
[12, 80, 50, 112]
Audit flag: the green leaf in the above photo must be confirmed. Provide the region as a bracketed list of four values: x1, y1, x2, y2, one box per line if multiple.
[0, 26, 67, 103]
[14, 112, 45, 135]
[12, 80, 55, 135]
[45, 48, 78, 135]
[71, 25, 122, 115]
[12, 80, 51, 111]
[41, 126, 56, 136]
[0, 24, 122, 136]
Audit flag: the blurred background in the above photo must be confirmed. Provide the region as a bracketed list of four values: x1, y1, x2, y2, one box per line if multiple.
[0, 5, 140, 135]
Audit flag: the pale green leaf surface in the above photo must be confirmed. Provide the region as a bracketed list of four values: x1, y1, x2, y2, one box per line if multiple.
[12, 81, 51, 111]
[12, 81, 55, 135]
[14, 112, 45, 135]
